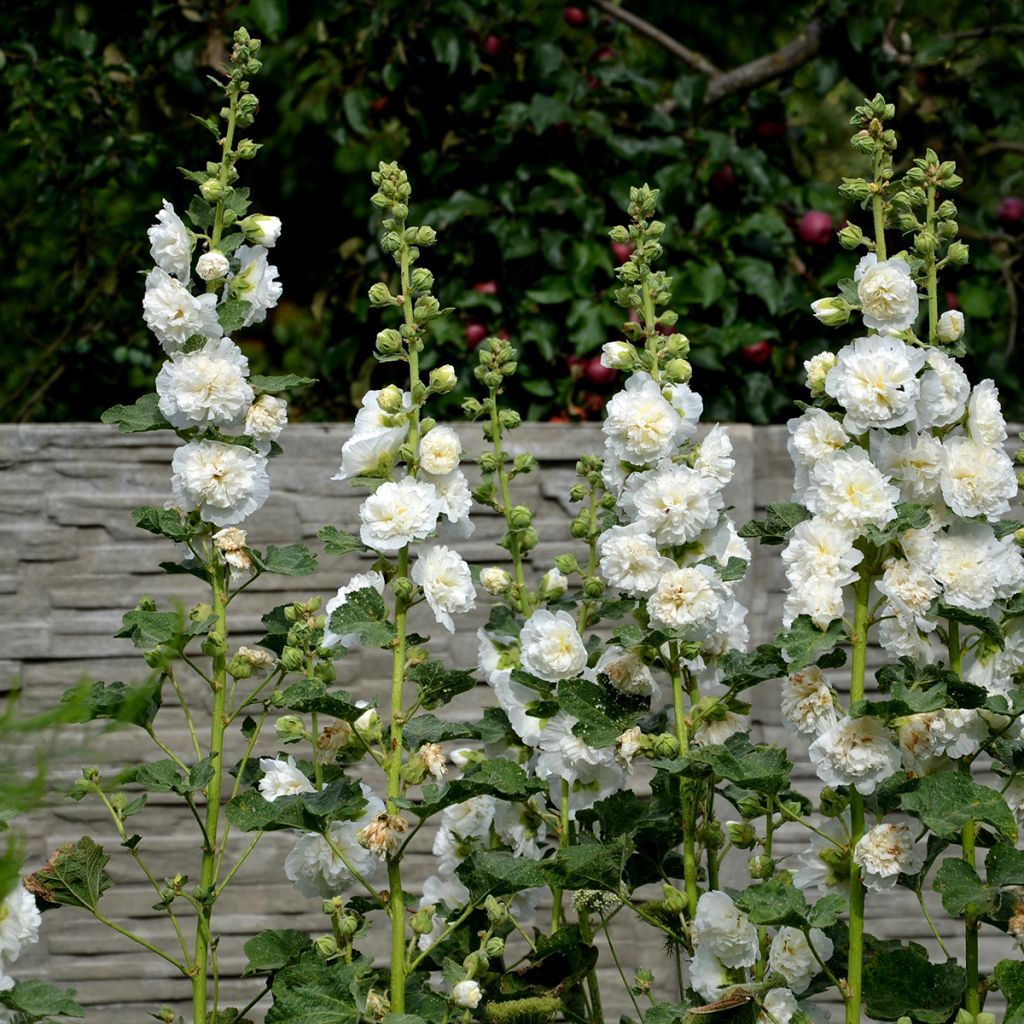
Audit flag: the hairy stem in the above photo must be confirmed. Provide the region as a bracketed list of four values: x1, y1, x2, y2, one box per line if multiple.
[489, 391, 531, 612]
[670, 647, 698, 920]
[926, 185, 938, 343]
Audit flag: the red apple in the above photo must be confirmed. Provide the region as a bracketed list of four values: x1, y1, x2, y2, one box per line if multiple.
[472, 280, 499, 295]
[594, 47, 616, 61]
[465, 322, 488, 349]
[563, 6, 587, 27]
[482, 34, 503, 57]
[369, 95, 391, 114]
[741, 340, 773, 366]
[755, 118, 787, 142]
[709, 163, 736, 203]
[584, 355, 617, 387]
[798, 210, 834, 247]
[998, 196, 1024, 227]
[611, 241, 633, 265]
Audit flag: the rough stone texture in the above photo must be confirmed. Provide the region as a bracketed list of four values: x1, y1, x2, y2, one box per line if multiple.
[1, 423, 1015, 1022]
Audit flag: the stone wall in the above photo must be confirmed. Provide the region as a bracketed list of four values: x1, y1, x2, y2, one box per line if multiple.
[0, 423, 1014, 1021]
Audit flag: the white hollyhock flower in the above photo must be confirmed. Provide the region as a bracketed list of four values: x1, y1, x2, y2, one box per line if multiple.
[480, 567, 512, 595]
[148, 200, 192, 281]
[966, 379, 1008, 446]
[824, 334, 926, 433]
[782, 517, 862, 588]
[757, 989, 800, 1024]
[442, 796, 496, 842]
[804, 350, 837, 393]
[689, 945, 729, 1001]
[156, 337, 253, 428]
[535, 712, 620, 786]
[0, 885, 40, 965]
[783, 574, 846, 630]
[452, 980, 482, 1009]
[494, 795, 548, 859]
[664, 382, 703, 438]
[692, 710, 749, 746]
[854, 253, 920, 332]
[933, 524, 1024, 611]
[694, 424, 735, 486]
[869, 431, 944, 502]
[596, 646, 658, 697]
[412, 544, 476, 632]
[229, 245, 282, 326]
[808, 716, 902, 794]
[878, 614, 935, 662]
[170, 440, 270, 526]
[541, 567, 568, 597]
[631, 462, 724, 545]
[600, 340, 633, 369]
[899, 710, 987, 774]
[615, 725, 644, 768]
[647, 565, 723, 634]
[196, 251, 230, 282]
[245, 394, 288, 452]
[876, 557, 940, 628]
[258, 755, 315, 801]
[333, 389, 410, 481]
[419, 425, 462, 475]
[793, 820, 850, 893]
[143, 267, 220, 352]
[425, 469, 475, 539]
[520, 609, 587, 682]
[781, 667, 840, 739]
[478, 628, 544, 747]
[694, 890, 758, 968]
[853, 822, 924, 892]
[787, 408, 850, 497]
[768, 927, 834, 994]
[322, 571, 386, 649]
[598, 524, 675, 596]
[284, 786, 385, 898]
[940, 436, 1017, 521]
[246, 214, 282, 247]
[422, 870, 470, 911]
[359, 477, 443, 553]
[937, 309, 965, 342]
[213, 526, 252, 580]
[1005, 778, 1024, 839]
[805, 448, 898, 532]
[917, 349, 970, 428]
[603, 372, 683, 464]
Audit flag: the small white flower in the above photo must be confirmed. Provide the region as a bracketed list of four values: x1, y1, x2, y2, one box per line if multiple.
[876, 556, 939, 628]
[757, 988, 800, 1024]
[541, 567, 568, 597]
[781, 667, 840, 739]
[631, 462, 723, 545]
[854, 253, 920, 332]
[322, 571, 386, 649]
[787, 408, 850, 497]
[805, 448, 898, 533]
[917, 349, 970, 429]
[156, 337, 253, 429]
[359, 477, 444, 553]
[694, 424, 735, 486]
[853, 822, 924, 892]
[214, 526, 252, 579]
[143, 267, 220, 352]
[170, 440, 270, 527]
[520, 610, 587, 682]
[442, 796, 496, 842]
[694, 890, 758, 968]
[937, 309, 965, 342]
[808, 716, 902, 795]
[793, 820, 850, 893]
[603, 372, 683, 464]
[615, 726, 644, 768]
[412, 544, 476, 632]
[228, 245, 282, 327]
[333, 389, 410, 482]
[692, 710, 748, 746]
[600, 341, 633, 369]
[647, 565, 723, 635]
[0, 885, 40, 965]
[245, 214, 282, 247]
[245, 394, 288, 449]
[782, 574, 846, 630]
[196, 251, 230, 282]
[480, 567, 512, 595]
[768, 927, 834, 994]
[596, 646, 658, 697]
[824, 334, 926, 433]
[869, 431, 944, 502]
[419, 425, 462, 475]
[966, 379, 1008, 446]
[427, 468, 475, 538]
[258, 756, 315, 801]
[933, 524, 1024, 612]
[782, 517, 862, 589]
[804, 350, 837, 393]
[148, 199, 192, 281]
[452, 980, 482, 1009]
[940, 436, 1017, 521]
[598, 524, 675, 596]
[689, 945, 729, 1001]
[664, 382, 704, 438]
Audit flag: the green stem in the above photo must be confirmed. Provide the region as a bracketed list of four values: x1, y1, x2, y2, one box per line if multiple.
[193, 564, 229, 1024]
[93, 910, 187, 973]
[489, 390, 530, 613]
[601, 915, 644, 1018]
[550, 779, 571, 932]
[846, 568, 872, 1024]
[926, 185, 938, 343]
[578, 909, 604, 1024]
[670, 647, 698, 919]
[872, 149, 887, 262]
[641, 271, 659, 382]
[208, 90, 238, 255]
[915, 889, 951, 959]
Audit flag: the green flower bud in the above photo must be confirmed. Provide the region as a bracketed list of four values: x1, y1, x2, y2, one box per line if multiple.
[322, 895, 345, 915]
[633, 967, 654, 994]
[315, 935, 340, 958]
[337, 912, 360, 938]
[502, 411, 524, 432]
[582, 576, 604, 599]
[275, 714, 307, 743]
[509, 506, 533, 530]
[416, 225, 437, 245]
[280, 646, 305, 673]
[736, 795, 765, 819]
[462, 397, 483, 417]
[748, 854, 775, 879]
[377, 385, 405, 414]
[663, 358, 691, 383]
[819, 786, 849, 818]
[609, 225, 630, 244]
[915, 231, 937, 254]
[410, 905, 436, 935]
[651, 733, 679, 758]
[394, 576, 415, 603]
[810, 297, 851, 327]
[661, 883, 687, 913]
[568, 483, 586, 503]
[413, 294, 440, 322]
[838, 223, 865, 249]
[200, 178, 227, 202]
[554, 553, 579, 575]
[428, 364, 456, 393]
[946, 241, 970, 266]
[569, 515, 589, 540]
[463, 951, 487, 976]
[227, 654, 253, 680]
[202, 631, 228, 658]
[368, 282, 394, 307]
[236, 138, 259, 159]
[701, 819, 725, 851]
[519, 526, 538, 551]
[937, 200, 957, 220]
[484, 936, 505, 958]
[838, 177, 872, 202]
[1014, 528, 1024, 548]
[850, 129, 875, 154]
[726, 820, 757, 849]
[484, 895, 508, 924]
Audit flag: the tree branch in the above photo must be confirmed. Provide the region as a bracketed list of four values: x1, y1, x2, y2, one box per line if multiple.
[588, 1, 824, 107]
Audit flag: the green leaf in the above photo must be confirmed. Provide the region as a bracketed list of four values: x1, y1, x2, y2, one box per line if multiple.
[278, 679, 363, 722]
[408, 661, 477, 711]
[243, 928, 314, 976]
[995, 959, 1024, 1023]
[116, 610, 179, 649]
[734, 878, 810, 926]
[543, 835, 634, 893]
[936, 602, 1005, 650]
[246, 0, 289, 39]
[738, 502, 812, 545]
[250, 373, 316, 395]
[933, 858, 995, 916]
[557, 677, 649, 747]
[528, 94, 572, 134]
[26, 837, 111, 911]
[318, 526, 367, 555]
[862, 945, 965, 1023]
[407, 758, 546, 819]
[226, 778, 367, 833]
[266, 953, 373, 1024]
[776, 616, 846, 671]
[900, 772, 1017, 840]
[100, 393, 170, 434]
[717, 644, 787, 692]
[327, 588, 396, 649]
[131, 505, 191, 542]
[985, 841, 1024, 888]
[62, 677, 163, 730]
[863, 502, 933, 546]
[134, 757, 214, 795]
[217, 299, 253, 334]
[808, 893, 847, 928]
[734, 257, 779, 315]
[253, 543, 318, 577]
[0, 979, 83, 1018]
[402, 714, 481, 751]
